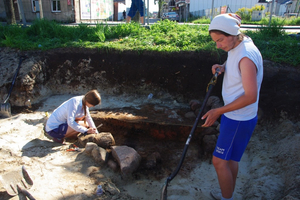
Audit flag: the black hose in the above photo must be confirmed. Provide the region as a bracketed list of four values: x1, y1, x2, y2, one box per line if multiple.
[3, 55, 26, 103]
[160, 71, 219, 200]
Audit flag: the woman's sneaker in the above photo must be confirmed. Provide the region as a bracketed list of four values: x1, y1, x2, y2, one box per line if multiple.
[210, 189, 222, 200]
[44, 131, 53, 140]
[44, 130, 64, 144]
[52, 137, 65, 144]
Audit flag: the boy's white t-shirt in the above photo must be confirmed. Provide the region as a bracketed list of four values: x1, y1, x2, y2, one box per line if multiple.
[222, 36, 263, 121]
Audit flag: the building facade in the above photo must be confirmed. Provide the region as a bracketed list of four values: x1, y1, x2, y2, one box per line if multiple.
[0, 0, 297, 23]
[189, 0, 295, 18]
[162, 0, 190, 21]
[0, 0, 114, 23]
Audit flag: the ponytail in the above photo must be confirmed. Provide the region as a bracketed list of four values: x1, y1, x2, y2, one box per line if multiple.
[82, 90, 101, 123]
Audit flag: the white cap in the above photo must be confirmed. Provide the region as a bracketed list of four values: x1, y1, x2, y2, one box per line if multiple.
[209, 13, 242, 36]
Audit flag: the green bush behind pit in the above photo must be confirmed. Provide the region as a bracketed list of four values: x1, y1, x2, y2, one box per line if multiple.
[0, 19, 299, 66]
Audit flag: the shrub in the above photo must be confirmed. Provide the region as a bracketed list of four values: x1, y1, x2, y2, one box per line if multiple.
[236, 7, 252, 21]
[236, 5, 265, 22]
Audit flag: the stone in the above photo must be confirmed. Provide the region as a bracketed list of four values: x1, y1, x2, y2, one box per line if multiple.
[103, 181, 120, 195]
[74, 134, 95, 148]
[199, 134, 217, 164]
[85, 166, 99, 176]
[146, 152, 161, 169]
[206, 96, 223, 109]
[111, 146, 141, 176]
[84, 142, 98, 155]
[93, 132, 115, 149]
[195, 96, 223, 116]
[84, 142, 107, 164]
[189, 99, 201, 111]
[107, 160, 118, 171]
[201, 127, 219, 136]
[184, 111, 196, 119]
[91, 146, 107, 163]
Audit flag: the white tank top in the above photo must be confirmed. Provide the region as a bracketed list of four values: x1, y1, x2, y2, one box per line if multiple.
[222, 36, 263, 121]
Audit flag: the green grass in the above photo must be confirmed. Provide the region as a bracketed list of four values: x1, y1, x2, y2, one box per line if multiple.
[243, 16, 300, 26]
[191, 16, 300, 26]
[0, 19, 299, 66]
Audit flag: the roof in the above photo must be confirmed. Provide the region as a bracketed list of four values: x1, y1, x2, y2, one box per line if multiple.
[258, 0, 272, 3]
[258, 0, 294, 4]
[277, 0, 293, 4]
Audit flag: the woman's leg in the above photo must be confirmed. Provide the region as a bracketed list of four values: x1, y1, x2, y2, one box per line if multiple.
[229, 160, 238, 192]
[212, 156, 236, 199]
[64, 120, 88, 139]
[126, 16, 131, 23]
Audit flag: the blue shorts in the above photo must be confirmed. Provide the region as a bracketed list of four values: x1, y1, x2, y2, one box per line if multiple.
[213, 114, 257, 162]
[47, 123, 68, 139]
[128, 0, 144, 17]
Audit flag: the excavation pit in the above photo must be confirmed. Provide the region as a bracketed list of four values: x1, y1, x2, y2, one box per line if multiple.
[0, 47, 300, 199]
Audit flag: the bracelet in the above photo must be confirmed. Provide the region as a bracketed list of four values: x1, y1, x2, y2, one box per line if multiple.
[83, 131, 88, 136]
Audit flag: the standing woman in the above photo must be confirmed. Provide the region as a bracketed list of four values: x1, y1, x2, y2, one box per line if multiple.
[45, 90, 101, 143]
[201, 14, 263, 200]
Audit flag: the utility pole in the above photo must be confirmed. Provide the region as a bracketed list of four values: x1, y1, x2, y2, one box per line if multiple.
[269, 0, 275, 27]
[295, 0, 300, 17]
[147, 0, 149, 24]
[17, 0, 27, 26]
[3, 0, 16, 24]
[38, 0, 44, 19]
[211, 0, 214, 21]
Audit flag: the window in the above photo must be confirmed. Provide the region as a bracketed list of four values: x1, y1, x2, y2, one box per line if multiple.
[31, 0, 39, 12]
[52, 0, 61, 12]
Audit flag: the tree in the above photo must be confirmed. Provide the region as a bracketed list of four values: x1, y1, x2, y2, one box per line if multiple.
[3, 0, 16, 24]
[154, 0, 166, 18]
[295, 0, 300, 16]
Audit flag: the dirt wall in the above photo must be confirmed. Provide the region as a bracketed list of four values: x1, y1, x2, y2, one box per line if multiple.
[0, 47, 299, 120]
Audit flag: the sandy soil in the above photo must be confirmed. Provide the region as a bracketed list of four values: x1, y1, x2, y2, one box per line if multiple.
[0, 47, 299, 200]
[0, 93, 299, 200]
